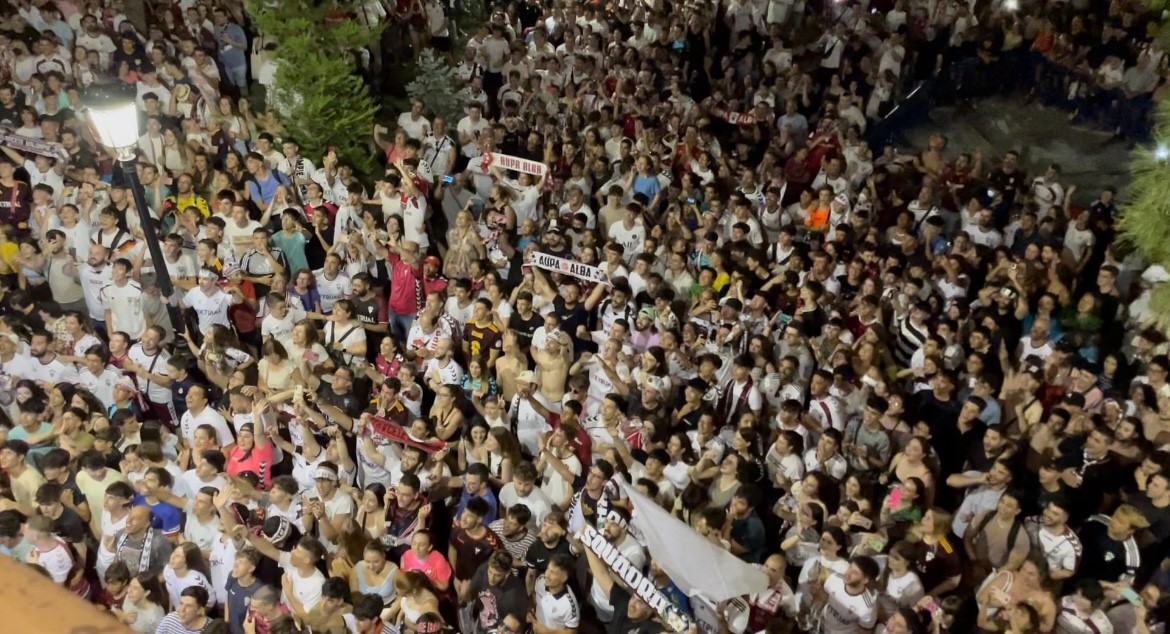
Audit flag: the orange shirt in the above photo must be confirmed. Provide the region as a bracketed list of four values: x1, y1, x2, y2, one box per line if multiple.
[805, 204, 831, 230]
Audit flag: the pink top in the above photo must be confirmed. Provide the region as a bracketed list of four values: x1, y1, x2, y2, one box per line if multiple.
[401, 549, 453, 587]
[227, 442, 274, 490]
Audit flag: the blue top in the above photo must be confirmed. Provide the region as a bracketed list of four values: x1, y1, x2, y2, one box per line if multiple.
[287, 286, 321, 313]
[632, 174, 661, 201]
[455, 487, 499, 525]
[356, 563, 398, 604]
[133, 495, 183, 535]
[247, 170, 290, 206]
[215, 23, 248, 67]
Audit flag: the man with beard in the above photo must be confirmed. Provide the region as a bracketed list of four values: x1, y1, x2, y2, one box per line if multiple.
[79, 241, 113, 334]
[540, 223, 572, 259]
[1025, 499, 1082, 582]
[628, 375, 669, 421]
[351, 273, 388, 362]
[124, 326, 174, 423]
[164, 172, 210, 218]
[523, 509, 572, 588]
[383, 473, 433, 561]
[43, 229, 86, 313]
[29, 329, 79, 385]
[468, 550, 529, 632]
[579, 508, 658, 633]
[0, 155, 32, 230]
[110, 505, 174, 578]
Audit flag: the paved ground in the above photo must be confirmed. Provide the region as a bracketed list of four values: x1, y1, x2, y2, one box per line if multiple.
[900, 94, 1134, 201]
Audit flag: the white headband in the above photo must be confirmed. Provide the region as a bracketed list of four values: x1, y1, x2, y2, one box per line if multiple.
[313, 467, 338, 482]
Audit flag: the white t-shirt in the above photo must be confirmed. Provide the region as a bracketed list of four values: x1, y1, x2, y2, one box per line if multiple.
[222, 219, 261, 261]
[313, 270, 352, 314]
[184, 287, 233, 332]
[317, 490, 356, 554]
[607, 221, 646, 264]
[1063, 224, 1095, 262]
[34, 539, 75, 584]
[79, 366, 121, 410]
[401, 194, 430, 249]
[127, 344, 172, 405]
[535, 576, 582, 630]
[179, 406, 235, 447]
[820, 573, 877, 634]
[79, 263, 113, 321]
[260, 308, 304, 350]
[540, 451, 582, 507]
[396, 112, 432, 140]
[163, 566, 216, 610]
[498, 482, 554, 527]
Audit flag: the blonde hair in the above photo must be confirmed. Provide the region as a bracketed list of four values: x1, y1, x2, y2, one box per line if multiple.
[1114, 504, 1151, 530]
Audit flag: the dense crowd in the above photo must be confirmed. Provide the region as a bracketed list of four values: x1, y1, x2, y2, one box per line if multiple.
[0, 0, 1168, 634]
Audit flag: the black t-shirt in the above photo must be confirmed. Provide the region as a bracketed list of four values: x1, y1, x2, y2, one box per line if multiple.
[352, 294, 381, 325]
[508, 310, 542, 350]
[51, 507, 90, 544]
[607, 585, 666, 634]
[552, 297, 591, 350]
[316, 383, 364, 421]
[470, 564, 529, 631]
[0, 102, 21, 127]
[352, 293, 384, 362]
[627, 391, 667, 422]
[988, 168, 1027, 205]
[1129, 494, 1170, 541]
[524, 537, 573, 577]
[1075, 519, 1137, 583]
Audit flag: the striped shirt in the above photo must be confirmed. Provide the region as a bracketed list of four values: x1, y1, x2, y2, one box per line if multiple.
[155, 614, 209, 634]
[892, 316, 928, 367]
[488, 519, 538, 563]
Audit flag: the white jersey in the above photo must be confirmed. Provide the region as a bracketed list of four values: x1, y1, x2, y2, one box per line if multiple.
[184, 287, 233, 332]
[313, 270, 352, 314]
[820, 573, 878, 634]
[1026, 518, 1082, 578]
[401, 193, 429, 249]
[534, 576, 581, 630]
[127, 343, 172, 405]
[78, 366, 121, 410]
[79, 263, 113, 321]
[100, 280, 148, 339]
[261, 311, 300, 351]
[31, 355, 79, 385]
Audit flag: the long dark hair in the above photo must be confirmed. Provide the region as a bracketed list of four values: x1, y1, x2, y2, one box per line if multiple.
[136, 570, 171, 612]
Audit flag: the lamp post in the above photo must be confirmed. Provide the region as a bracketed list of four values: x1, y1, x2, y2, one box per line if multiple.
[85, 89, 185, 338]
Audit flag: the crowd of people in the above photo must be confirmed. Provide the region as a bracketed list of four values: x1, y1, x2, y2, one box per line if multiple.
[0, 0, 1168, 633]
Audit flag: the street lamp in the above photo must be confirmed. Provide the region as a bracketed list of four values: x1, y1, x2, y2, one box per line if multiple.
[84, 84, 185, 338]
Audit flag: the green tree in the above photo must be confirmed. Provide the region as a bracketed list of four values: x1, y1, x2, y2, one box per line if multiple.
[1119, 98, 1170, 326]
[405, 49, 463, 127]
[246, 0, 382, 176]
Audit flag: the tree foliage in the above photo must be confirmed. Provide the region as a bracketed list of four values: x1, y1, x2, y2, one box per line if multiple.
[245, 0, 382, 176]
[1120, 98, 1170, 257]
[405, 50, 464, 127]
[1120, 96, 1170, 327]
